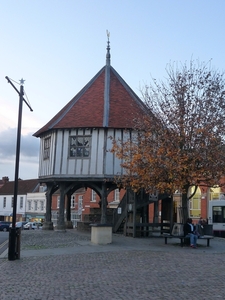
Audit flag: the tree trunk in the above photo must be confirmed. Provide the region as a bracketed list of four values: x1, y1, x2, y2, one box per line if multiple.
[181, 186, 189, 223]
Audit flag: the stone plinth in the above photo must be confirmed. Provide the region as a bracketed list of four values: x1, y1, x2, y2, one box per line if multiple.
[77, 222, 91, 232]
[91, 224, 112, 245]
[42, 221, 54, 230]
[56, 223, 66, 231]
[65, 221, 74, 229]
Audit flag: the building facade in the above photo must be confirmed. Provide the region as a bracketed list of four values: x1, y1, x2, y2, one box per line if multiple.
[0, 179, 40, 222]
[33, 37, 147, 231]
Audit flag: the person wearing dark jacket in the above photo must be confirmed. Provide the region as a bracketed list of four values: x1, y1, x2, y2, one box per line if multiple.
[183, 218, 198, 248]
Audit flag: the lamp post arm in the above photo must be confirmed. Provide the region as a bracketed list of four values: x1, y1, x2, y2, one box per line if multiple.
[5, 76, 33, 111]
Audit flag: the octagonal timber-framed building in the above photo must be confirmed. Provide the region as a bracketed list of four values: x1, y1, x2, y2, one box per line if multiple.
[33, 39, 148, 231]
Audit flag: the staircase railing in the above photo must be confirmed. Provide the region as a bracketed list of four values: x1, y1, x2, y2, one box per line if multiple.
[112, 191, 129, 233]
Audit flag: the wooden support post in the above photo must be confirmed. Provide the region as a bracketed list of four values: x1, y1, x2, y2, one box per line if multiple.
[101, 182, 107, 224]
[133, 192, 136, 238]
[42, 183, 55, 230]
[57, 183, 66, 231]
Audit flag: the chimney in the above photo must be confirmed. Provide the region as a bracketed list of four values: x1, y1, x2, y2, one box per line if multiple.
[2, 176, 9, 183]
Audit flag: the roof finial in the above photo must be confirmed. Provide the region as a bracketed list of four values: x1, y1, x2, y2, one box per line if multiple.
[106, 30, 111, 66]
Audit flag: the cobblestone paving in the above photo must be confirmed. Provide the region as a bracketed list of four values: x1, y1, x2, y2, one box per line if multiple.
[1, 230, 225, 300]
[20, 229, 90, 250]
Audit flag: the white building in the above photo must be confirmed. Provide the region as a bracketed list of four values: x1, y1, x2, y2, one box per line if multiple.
[26, 188, 46, 222]
[0, 179, 42, 222]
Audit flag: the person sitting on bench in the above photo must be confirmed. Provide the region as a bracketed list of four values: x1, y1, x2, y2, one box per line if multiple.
[183, 218, 198, 248]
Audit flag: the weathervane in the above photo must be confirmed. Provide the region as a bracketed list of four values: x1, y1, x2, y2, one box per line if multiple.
[106, 30, 110, 41]
[106, 30, 111, 65]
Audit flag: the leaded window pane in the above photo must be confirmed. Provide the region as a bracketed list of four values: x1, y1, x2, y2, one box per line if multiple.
[69, 136, 91, 158]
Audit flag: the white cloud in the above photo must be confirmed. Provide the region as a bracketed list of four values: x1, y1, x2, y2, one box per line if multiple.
[0, 128, 39, 180]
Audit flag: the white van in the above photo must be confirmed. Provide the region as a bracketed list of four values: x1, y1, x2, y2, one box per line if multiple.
[23, 222, 43, 230]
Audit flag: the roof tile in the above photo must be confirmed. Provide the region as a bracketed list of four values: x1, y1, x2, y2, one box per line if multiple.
[34, 65, 146, 137]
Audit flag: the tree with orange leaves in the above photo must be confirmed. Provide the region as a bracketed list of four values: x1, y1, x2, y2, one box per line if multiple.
[112, 60, 225, 221]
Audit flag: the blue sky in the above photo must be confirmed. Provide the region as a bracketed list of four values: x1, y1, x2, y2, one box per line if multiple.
[0, 0, 225, 180]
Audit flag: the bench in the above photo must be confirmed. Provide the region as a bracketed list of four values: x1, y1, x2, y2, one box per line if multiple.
[163, 234, 214, 247]
[163, 223, 214, 247]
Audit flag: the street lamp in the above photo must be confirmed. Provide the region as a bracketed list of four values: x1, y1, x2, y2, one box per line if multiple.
[5, 77, 33, 260]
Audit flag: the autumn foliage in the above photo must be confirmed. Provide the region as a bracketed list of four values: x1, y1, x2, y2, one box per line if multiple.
[112, 60, 225, 220]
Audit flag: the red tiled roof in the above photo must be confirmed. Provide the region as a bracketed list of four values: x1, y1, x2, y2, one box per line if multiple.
[0, 179, 39, 195]
[33, 65, 147, 137]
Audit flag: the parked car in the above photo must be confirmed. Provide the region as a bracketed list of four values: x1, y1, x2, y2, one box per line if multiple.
[0, 221, 11, 232]
[23, 222, 43, 230]
[17, 221, 28, 229]
[9, 221, 28, 229]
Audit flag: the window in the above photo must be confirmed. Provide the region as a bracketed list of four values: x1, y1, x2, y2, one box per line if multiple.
[78, 195, 83, 208]
[40, 201, 44, 211]
[34, 201, 38, 211]
[78, 195, 83, 215]
[114, 189, 120, 201]
[20, 197, 23, 209]
[212, 206, 225, 223]
[28, 201, 31, 210]
[91, 190, 96, 202]
[189, 195, 201, 218]
[210, 187, 221, 200]
[69, 136, 91, 158]
[57, 196, 60, 208]
[11, 197, 14, 208]
[189, 187, 201, 218]
[44, 137, 51, 160]
[71, 195, 75, 208]
[3, 197, 6, 208]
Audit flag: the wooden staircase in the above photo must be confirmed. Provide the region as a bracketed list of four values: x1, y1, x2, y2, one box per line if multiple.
[112, 189, 160, 233]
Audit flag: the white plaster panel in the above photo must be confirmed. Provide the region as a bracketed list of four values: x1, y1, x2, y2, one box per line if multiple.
[75, 159, 82, 175]
[90, 130, 98, 174]
[68, 159, 76, 175]
[96, 130, 104, 175]
[113, 130, 123, 175]
[54, 131, 63, 174]
[105, 129, 114, 175]
[82, 159, 90, 174]
[61, 130, 69, 174]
